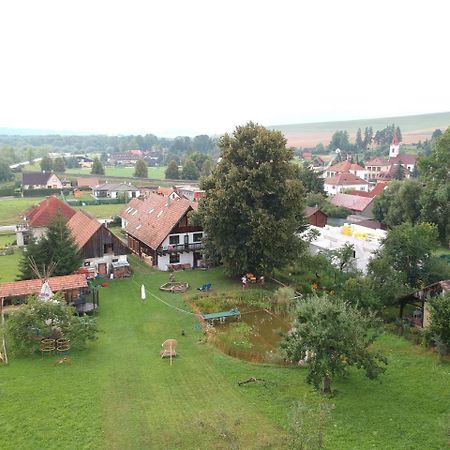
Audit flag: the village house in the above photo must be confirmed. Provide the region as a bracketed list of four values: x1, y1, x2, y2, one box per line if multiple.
[330, 193, 375, 217]
[67, 210, 130, 277]
[108, 150, 143, 166]
[22, 172, 63, 190]
[364, 157, 391, 180]
[325, 161, 368, 180]
[324, 173, 369, 195]
[119, 194, 204, 271]
[303, 223, 386, 273]
[175, 185, 205, 202]
[92, 182, 140, 200]
[305, 206, 327, 227]
[77, 177, 100, 188]
[16, 196, 76, 245]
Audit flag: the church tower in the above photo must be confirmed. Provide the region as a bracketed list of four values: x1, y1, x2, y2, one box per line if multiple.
[389, 133, 400, 158]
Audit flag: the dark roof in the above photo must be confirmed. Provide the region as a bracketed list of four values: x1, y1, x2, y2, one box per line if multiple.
[94, 182, 138, 192]
[26, 196, 76, 227]
[22, 172, 53, 186]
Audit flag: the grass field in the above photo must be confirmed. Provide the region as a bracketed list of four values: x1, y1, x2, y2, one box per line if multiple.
[1, 258, 449, 449]
[72, 203, 124, 219]
[0, 232, 16, 247]
[0, 197, 44, 226]
[22, 163, 167, 180]
[0, 249, 22, 282]
[272, 111, 450, 147]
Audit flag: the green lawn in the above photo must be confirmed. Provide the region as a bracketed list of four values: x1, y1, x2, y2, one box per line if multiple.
[1, 259, 449, 449]
[0, 249, 22, 282]
[73, 204, 124, 220]
[0, 197, 44, 225]
[65, 166, 167, 180]
[0, 233, 16, 247]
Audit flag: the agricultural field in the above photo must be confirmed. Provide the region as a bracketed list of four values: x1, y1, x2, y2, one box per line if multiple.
[273, 111, 450, 147]
[0, 248, 22, 283]
[65, 165, 167, 180]
[0, 197, 44, 226]
[1, 258, 449, 449]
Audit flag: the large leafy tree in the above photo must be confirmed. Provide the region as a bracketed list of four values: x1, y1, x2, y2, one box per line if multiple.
[91, 157, 105, 175]
[40, 156, 53, 172]
[19, 213, 83, 280]
[428, 293, 450, 357]
[165, 160, 180, 179]
[282, 294, 387, 394]
[296, 162, 324, 194]
[0, 161, 13, 182]
[197, 122, 307, 275]
[181, 158, 200, 180]
[134, 158, 148, 178]
[53, 157, 65, 172]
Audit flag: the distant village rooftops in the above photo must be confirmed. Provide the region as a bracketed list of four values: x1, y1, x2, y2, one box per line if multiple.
[325, 173, 368, 186]
[330, 193, 374, 213]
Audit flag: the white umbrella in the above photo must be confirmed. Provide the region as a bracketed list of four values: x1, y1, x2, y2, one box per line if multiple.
[141, 284, 146, 301]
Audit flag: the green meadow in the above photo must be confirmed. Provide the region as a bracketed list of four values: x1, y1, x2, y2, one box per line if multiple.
[1, 258, 449, 449]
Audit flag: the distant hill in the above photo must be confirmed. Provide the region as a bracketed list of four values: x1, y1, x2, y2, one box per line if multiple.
[271, 111, 450, 147]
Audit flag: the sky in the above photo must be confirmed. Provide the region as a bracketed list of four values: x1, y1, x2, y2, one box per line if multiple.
[0, 0, 449, 137]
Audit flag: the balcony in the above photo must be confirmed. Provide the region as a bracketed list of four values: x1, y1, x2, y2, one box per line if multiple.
[157, 242, 204, 256]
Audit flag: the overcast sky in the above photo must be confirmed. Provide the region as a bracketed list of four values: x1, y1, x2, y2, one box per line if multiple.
[0, 0, 449, 137]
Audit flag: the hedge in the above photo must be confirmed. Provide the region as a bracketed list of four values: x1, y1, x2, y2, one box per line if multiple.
[23, 188, 73, 197]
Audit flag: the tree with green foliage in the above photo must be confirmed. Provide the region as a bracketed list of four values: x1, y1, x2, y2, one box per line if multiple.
[19, 213, 83, 280]
[297, 162, 325, 194]
[6, 293, 97, 357]
[26, 148, 35, 164]
[91, 157, 105, 175]
[394, 163, 405, 180]
[181, 159, 200, 180]
[428, 293, 450, 358]
[328, 130, 351, 152]
[193, 135, 215, 154]
[371, 223, 440, 289]
[373, 180, 423, 227]
[100, 152, 108, 163]
[200, 158, 213, 177]
[395, 126, 402, 142]
[355, 128, 363, 150]
[40, 156, 53, 172]
[431, 129, 443, 140]
[0, 161, 13, 182]
[65, 156, 79, 169]
[53, 157, 65, 172]
[363, 127, 373, 149]
[134, 158, 148, 178]
[197, 122, 307, 275]
[165, 160, 180, 179]
[282, 294, 387, 394]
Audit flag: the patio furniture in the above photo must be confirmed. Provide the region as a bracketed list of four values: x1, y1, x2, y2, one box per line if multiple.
[56, 338, 70, 355]
[160, 339, 177, 358]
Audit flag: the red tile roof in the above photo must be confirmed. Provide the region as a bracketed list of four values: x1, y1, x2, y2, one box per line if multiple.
[119, 194, 195, 250]
[77, 177, 99, 188]
[365, 157, 389, 166]
[305, 206, 327, 217]
[0, 273, 88, 299]
[26, 196, 76, 227]
[389, 154, 417, 165]
[350, 182, 388, 198]
[327, 161, 365, 173]
[330, 193, 373, 212]
[67, 210, 102, 249]
[324, 173, 368, 186]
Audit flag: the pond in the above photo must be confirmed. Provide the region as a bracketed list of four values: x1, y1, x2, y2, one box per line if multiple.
[211, 306, 291, 364]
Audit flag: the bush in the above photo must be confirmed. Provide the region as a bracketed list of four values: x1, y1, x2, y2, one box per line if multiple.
[6, 294, 97, 356]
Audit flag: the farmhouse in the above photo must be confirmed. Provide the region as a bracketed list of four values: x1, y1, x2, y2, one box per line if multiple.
[175, 185, 205, 202]
[92, 182, 140, 200]
[67, 210, 130, 277]
[22, 172, 63, 190]
[305, 206, 327, 227]
[16, 196, 76, 245]
[324, 173, 369, 195]
[119, 194, 204, 271]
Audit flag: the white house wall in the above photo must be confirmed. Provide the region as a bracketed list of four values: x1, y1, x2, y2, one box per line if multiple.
[324, 183, 368, 195]
[157, 252, 194, 271]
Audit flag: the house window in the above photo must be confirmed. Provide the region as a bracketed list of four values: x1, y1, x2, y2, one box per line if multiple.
[104, 243, 114, 254]
[169, 253, 180, 263]
[193, 233, 203, 242]
[169, 235, 180, 245]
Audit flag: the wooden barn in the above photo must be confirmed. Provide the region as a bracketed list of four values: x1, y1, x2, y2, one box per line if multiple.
[67, 210, 130, 277]
[305, 206, 328, 228]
